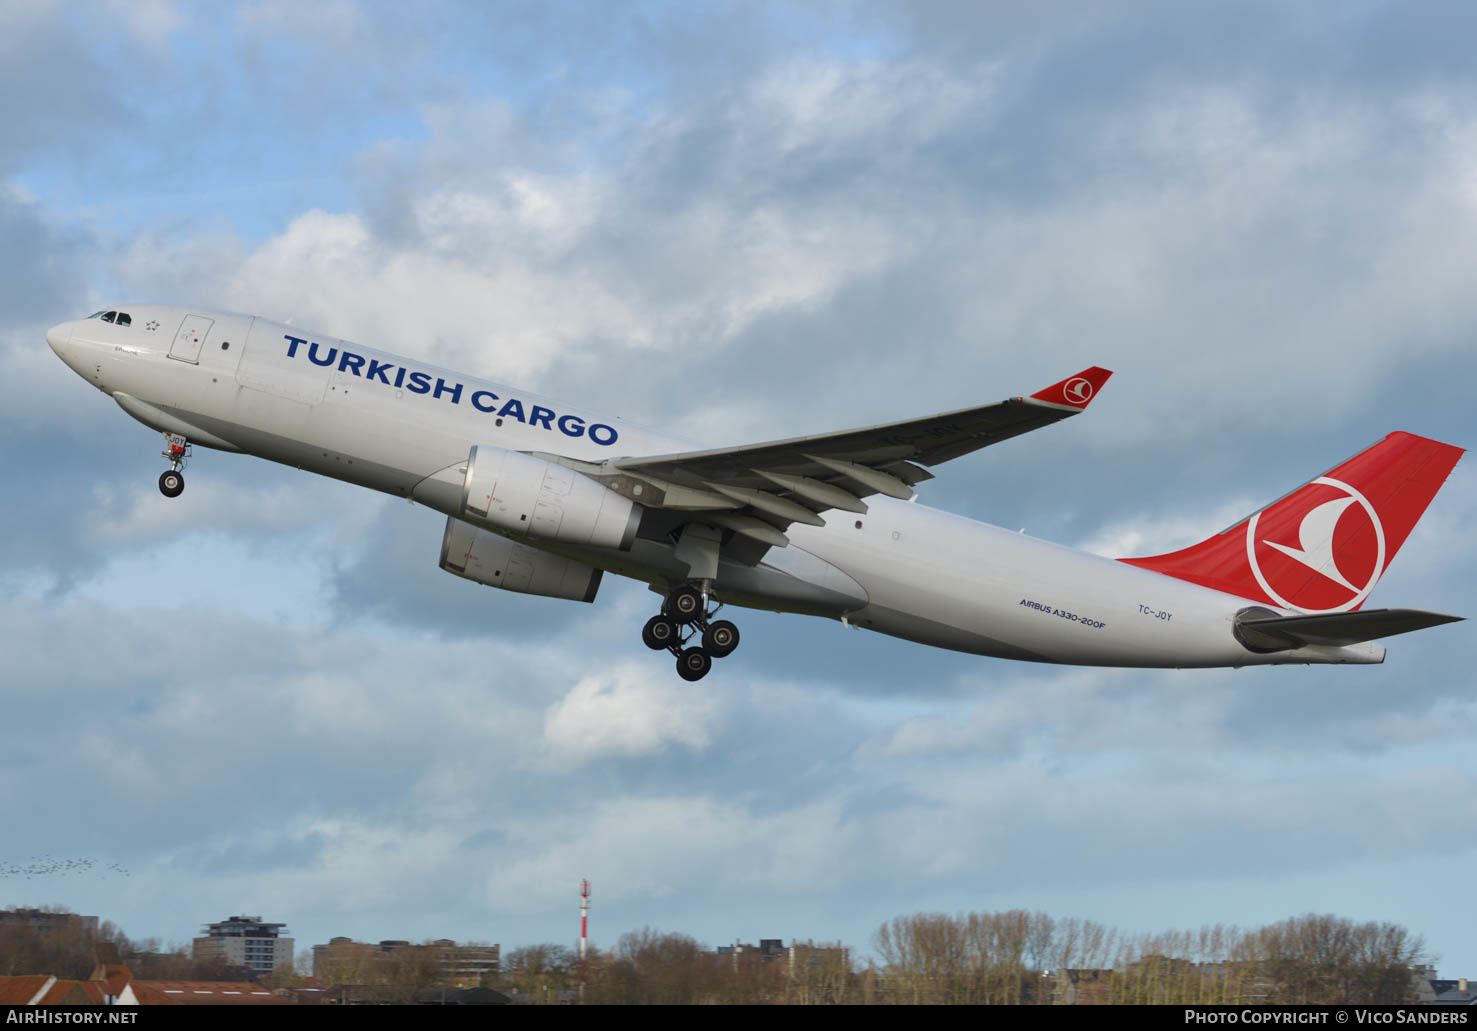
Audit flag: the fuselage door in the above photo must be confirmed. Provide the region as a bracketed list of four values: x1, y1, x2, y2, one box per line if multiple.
[169, 314, 215, 364]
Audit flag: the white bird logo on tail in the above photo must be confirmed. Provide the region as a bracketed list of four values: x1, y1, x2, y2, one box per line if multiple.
[1262, 496, 1361, 591]
[1244, 477, 1387, 614]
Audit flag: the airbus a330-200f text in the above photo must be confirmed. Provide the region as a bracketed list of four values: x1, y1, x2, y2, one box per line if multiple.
[47, 305, 1464, 681]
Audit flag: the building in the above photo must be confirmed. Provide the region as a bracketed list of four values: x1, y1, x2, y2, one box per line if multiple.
[1412, 971, 1477, 1005]
[714, 939, 846, 968]
[192, 916, 294, 974]
[430, 939, 502, 982]
[1052, 968, 1114, 1005]
[130, 980, 294, 1005]
[0, 908, 100, 936]
[311, 937, 376, 981]
[0, 965, 138, 1006]
[311, 936, 500, 985]
[785, 942, 849, 976]
[0, 976, 99, 1006]
[716, 939, 787, 960]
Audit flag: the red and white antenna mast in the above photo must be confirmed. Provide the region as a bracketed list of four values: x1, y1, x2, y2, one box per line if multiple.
[579, 879, 591, 964]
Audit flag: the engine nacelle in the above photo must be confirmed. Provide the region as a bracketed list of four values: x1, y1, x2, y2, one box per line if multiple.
[461, 445, 640, 551]
[440, 517, 604, 602]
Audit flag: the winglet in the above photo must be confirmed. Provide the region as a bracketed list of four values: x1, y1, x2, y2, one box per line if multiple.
[1030, 366, 1113, 410]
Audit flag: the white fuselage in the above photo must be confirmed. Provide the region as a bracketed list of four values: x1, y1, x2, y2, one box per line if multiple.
[47, 305, 1383, 668]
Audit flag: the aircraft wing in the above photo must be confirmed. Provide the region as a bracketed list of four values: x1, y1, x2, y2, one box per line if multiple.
[589, 366, 1112, 546]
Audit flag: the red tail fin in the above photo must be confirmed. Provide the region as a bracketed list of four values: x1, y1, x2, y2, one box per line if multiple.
[1122, 431, 1464, 613]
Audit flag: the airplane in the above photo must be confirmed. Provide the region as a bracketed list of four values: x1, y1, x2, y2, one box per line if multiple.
[46, 304, 1464, 681]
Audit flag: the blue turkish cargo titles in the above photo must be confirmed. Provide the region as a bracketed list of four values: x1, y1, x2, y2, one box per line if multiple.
[282, 335, 618, 446]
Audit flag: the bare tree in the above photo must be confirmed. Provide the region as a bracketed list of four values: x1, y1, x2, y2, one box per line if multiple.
[0, 907, 131, 979]
[1253, 914, 1426, 1005]
[584, 928, 712, 1005]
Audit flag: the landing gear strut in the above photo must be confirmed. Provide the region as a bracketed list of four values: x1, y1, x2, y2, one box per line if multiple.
[158, 433, 189, 498]
[641, 582, 742, 681]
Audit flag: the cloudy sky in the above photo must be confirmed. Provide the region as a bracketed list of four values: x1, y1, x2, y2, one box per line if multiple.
[4, 0, 1475, 975]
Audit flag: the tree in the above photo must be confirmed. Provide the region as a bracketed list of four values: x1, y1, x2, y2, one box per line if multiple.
[500, 942, 577, 1000]
[1254, 914, 1426, 1005]
[0, 907, 130, 979]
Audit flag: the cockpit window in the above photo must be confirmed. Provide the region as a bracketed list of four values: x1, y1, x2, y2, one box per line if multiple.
[86, 310, 132, 325]
[87, 311, 106, 319]
[115, 313, 131, 327]
[101, 311, 116, 323]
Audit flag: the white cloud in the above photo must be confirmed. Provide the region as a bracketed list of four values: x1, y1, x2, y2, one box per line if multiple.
[743, 55, 1000, 158]
[223, 818, 467, 915]
[542, 663, 718, 764]
[234, 0, 370, 45]
[1076, 496, 1261, 558]
[90, 477, 362, 545]
[0, 324, 106, 428]
[483, 793, 855, 913]
[100, 0, 188, 44]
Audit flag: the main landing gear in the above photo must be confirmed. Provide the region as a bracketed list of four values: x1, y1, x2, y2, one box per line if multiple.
[642, 583, 741, 682]
[158, 432, 189, 498]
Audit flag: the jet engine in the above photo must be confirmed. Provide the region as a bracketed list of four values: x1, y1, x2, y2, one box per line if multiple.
[461, 445, 640, 551]
[439, 516, 604, 602]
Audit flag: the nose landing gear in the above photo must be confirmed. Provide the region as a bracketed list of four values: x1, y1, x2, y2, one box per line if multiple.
[641, 583, 742, 681]
[158, 432, 189, 498]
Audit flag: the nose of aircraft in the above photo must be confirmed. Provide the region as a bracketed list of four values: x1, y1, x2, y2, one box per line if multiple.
[46, 320, 74, 357]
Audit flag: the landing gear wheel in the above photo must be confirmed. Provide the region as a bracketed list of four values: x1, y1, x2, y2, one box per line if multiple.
[676, 647, 712, 682]
[159, 470, 185, 498]
[702, 620, 740, 658]
[642, 615, 680, 651]
[666, 584, 705, 624]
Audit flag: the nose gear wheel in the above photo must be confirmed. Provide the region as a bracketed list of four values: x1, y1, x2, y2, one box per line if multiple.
[159, 470, 185, 497]
[158, 432, 190, 497]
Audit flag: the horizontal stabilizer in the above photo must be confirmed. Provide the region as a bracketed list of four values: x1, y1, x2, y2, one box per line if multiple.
[1234, 607, 1463, 653]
